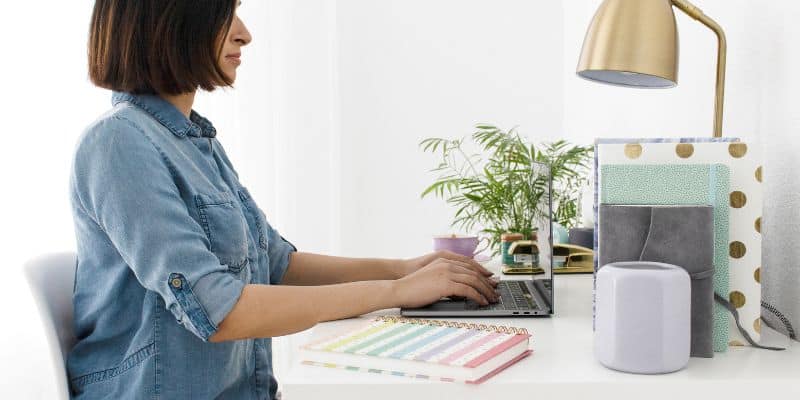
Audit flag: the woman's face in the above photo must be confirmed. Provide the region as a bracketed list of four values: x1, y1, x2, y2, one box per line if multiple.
[218, 4, 252, 83]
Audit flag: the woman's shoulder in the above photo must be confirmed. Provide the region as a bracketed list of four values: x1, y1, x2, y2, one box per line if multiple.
[72, 105, 171, 183]
[75, 104, 161, 156]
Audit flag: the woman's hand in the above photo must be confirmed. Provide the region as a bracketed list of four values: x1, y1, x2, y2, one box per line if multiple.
[400, 250, 494, 278]
[391, 257, 500, 308]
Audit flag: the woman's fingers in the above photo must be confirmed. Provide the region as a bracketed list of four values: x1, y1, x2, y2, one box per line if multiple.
[439, 257, 497, 284]
[448, 268, 498, 303]
[452, 268, 498, 302]
[445, 261, 498, 292]
[449, 282, 488, 305]
[438, 251, 494, 276]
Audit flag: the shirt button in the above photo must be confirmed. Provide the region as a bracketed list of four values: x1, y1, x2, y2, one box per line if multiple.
[171, 278, 182, 288]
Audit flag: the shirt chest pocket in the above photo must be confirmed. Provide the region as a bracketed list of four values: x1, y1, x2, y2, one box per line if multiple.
[194, 191, 250, 273]
[236, 186, 269, 251]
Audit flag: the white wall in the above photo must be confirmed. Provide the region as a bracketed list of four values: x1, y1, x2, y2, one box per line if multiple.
[2, 0, 799, 398]
[0, 2, 106, 398]
[334, 0, 565, 258]
[564, 0, 767, 142]
[194, 0, 344, 257]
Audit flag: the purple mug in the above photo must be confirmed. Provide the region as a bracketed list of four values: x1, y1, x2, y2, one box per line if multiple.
[433, 235, 490, 258]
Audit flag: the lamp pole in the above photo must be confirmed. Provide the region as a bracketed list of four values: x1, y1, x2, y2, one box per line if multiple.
[671, 0, 726, 138]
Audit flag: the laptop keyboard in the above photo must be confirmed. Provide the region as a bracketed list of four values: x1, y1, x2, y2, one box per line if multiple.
[470, 281, 539, 311]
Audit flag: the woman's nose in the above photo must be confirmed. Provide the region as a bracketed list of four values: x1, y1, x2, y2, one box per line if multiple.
[232, 18, 252, 46]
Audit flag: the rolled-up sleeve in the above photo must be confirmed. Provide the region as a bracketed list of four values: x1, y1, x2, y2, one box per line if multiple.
[72, 116, 244, 341]
[265, 223, 296, 285]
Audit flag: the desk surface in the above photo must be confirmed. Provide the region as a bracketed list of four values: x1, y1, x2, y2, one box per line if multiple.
[276, 263, 799, 400]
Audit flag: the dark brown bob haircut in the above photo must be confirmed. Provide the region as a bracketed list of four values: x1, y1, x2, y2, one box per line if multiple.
[88, 0, 237, 95]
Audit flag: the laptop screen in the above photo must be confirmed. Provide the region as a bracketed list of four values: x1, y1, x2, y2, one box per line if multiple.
[528, 160, 553, 314]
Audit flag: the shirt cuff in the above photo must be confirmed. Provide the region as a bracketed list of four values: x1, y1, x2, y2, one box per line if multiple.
[167, 271, 246, 341]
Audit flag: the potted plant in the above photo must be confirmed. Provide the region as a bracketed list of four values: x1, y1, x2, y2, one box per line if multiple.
[420, 124, 592, 255]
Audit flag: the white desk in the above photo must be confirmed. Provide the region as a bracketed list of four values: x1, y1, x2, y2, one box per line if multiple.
[276, 265, 800, 400]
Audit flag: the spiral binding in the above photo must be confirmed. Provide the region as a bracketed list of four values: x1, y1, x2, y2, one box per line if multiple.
[376, 315, 529, 335]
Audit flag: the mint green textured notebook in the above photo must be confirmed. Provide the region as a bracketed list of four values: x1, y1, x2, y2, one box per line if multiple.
[601, 164, 730, 353]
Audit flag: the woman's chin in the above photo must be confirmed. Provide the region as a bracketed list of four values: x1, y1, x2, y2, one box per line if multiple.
[222, 71, 237, 84]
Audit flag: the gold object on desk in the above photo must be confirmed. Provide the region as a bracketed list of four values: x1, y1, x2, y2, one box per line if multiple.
[503, 240, 545, 275]
[576, 0, 727, 138]
[502, 265, 545, 275]
[501, 232, 526, 266]
[553, 243, 594, 274]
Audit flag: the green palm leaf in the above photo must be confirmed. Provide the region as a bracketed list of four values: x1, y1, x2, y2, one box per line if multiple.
[420, 124, 592, 254]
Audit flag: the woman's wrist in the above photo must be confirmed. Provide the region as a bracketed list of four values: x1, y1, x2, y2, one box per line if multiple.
[389, 258, 413, 279]
[386, 278, 405, 308]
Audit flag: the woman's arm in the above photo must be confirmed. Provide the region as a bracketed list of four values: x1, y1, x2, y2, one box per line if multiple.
[279, 253, 404, 285]
[209, 280, 396, 341]
[209, 257, 501, 342]
[280, 251, 496, 286]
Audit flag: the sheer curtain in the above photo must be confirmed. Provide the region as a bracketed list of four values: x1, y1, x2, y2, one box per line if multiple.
[196, 0, 342, 257]
[759, 2, 800, 340]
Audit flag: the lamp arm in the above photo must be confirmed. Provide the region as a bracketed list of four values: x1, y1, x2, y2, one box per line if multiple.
[672, 0, 727, 138]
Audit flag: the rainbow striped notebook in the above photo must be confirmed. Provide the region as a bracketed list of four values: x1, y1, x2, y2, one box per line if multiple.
[300, 316, 532, 384]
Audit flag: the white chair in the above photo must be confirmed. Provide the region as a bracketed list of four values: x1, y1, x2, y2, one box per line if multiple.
[23, 252, 77, 400]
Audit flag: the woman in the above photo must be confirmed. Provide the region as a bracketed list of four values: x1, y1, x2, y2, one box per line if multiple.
[69, 1, 499, 399]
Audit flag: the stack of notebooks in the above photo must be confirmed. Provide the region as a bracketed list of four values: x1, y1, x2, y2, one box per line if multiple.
[300, 316, 532, 384]
[594, 138, 764, 354]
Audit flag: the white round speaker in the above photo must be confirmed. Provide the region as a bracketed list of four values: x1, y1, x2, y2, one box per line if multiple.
[595, 261, 691, 374]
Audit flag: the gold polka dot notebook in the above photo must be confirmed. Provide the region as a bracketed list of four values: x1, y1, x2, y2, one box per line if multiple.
[594, 139, 762, 349]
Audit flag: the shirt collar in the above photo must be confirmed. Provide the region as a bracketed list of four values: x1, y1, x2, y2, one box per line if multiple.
[111, 91, 217, 138]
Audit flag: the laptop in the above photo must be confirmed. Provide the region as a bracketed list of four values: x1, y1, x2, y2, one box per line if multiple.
[401, 161, 554, 317]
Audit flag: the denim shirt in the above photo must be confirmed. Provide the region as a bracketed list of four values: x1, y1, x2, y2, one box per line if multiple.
[68, 91, 296, 399]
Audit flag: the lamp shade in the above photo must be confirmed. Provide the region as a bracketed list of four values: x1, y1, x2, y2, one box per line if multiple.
[577, 0, 679, 88]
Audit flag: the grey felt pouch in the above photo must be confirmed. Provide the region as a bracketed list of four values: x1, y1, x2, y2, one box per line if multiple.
[599, 205, 715, 358]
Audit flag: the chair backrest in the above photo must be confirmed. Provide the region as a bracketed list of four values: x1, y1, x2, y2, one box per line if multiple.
[23, 252, 77, 400]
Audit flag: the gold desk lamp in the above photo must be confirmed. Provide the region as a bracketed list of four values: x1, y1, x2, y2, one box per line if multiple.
[576, 0, 727, 138]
